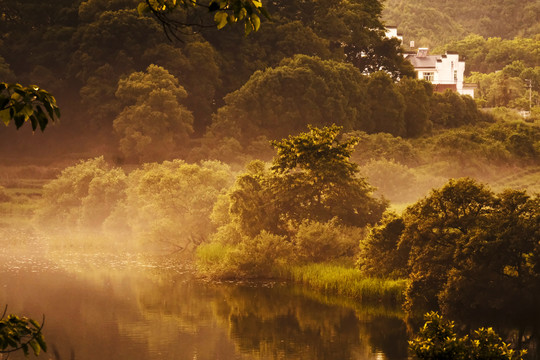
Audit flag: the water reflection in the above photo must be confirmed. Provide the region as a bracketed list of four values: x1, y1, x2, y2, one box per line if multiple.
[0, 252, 408, 360]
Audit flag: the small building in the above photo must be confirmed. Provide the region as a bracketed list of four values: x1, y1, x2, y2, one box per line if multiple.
[405, 48, 476, 98]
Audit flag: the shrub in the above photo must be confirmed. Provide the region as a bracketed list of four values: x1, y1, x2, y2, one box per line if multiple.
[409, 312, 525, 360]
[109, 159, 235, 249]
[35, 157, 125, 229]
[293, 219, 362, 263]
[357, 212, 408, 278]
[196, 231, 293, 279]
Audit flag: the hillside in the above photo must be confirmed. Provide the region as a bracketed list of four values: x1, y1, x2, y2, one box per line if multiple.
[382, 0, 540, 48]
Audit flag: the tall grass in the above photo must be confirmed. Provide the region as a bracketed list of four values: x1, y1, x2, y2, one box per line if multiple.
[284, 263, 407, 306]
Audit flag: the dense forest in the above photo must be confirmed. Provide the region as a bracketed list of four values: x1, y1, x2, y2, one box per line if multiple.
[382, 0, 540, 48]
[1, 0, 539, 358]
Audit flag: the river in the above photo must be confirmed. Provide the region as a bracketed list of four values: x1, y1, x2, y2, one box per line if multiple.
[0, 246, 409, 360]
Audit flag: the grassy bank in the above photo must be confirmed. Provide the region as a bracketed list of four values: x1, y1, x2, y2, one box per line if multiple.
[283, 263, 407, 306]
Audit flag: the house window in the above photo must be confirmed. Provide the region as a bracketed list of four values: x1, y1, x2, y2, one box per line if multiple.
[454, 70, 458, 81]
[423, 72, 434, 82]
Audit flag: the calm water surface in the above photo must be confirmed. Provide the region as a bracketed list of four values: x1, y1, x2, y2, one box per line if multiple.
[0, 248, 409, 360]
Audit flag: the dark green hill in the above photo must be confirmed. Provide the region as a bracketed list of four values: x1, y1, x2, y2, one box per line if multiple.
[382, 0, 540, 48]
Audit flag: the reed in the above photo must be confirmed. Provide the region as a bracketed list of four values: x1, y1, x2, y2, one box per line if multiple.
[283, 263, 407, 306]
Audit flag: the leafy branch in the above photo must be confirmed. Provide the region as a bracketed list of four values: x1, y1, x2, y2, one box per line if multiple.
[137, 0, 270, 40]
[0, 305, 47, 357]
[0, 83, 60, 132]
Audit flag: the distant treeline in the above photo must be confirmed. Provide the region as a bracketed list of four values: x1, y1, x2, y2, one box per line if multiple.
[383, 0, 540, 48]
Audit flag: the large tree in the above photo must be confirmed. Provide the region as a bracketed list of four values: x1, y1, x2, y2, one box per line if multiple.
[226, 125, 387, 237]
[210, 55, 372, 142]
[359, 178, 540, 319]
[113, 65, 194, 162]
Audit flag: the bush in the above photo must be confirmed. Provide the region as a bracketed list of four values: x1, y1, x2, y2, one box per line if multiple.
[35, 157, 126, 229]
[107, 159, 235, 250]
[196, 231, 293, 279]
[293, 219, 362, 263]
[357, 212, 408, 278]
[409, 312, 525, 360]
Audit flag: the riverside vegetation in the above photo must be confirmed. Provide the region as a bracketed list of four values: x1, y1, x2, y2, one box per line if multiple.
[3, 121, 538, 358]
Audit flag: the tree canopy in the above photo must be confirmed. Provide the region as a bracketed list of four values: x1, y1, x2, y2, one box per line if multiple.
[359, 178, 540, 320]
[383, 0, 540, 49]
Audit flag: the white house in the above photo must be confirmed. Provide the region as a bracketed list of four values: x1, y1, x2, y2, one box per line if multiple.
[405, 48, 476, 98]
[384, 27, 476, 98]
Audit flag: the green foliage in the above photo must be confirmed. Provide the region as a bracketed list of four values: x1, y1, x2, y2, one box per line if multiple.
[365, 178, 540, 317]
[35, 157, 126, 229]
[467, 61, 539, 110]
[142, 41, 222, 130]
[35, 157, 235, 251]
[197, 126, 387, 278]
[439, 36, 540, 75]
[383, 0, 540, 49]
[349, 131, 420, 166]
[221, 126, 387, 240]
[210, 58, 455, 146]
[429, 90, 485, 129]
[294, 219, 362, 263]
[367, 71, 406, 136]
[402, 178, 497, 312]
[358, 212, 408, 278]
[415, 121, 540, 178]
[269, 125, 387, 229]
[197, 231, 292, 279]
[0, 307, 46, 357]
[108, 159, 235, 250]
[409, 312, 525, 360]
[397, 78, 433, 137]
[0, 82, 60, 131]
[137, 0, 270, 36]
[113, 65, 194, 162]
[211, 55, 372, 142]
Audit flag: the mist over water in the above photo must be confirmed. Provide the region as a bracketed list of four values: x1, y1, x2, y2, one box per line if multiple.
[0, 238, 409, 360]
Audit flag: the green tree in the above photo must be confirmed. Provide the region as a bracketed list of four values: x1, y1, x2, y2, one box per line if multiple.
[366, 71, 406, 136]
[397, 78, 433, 137]
[402, 178, 495, 313]
[142, 41, 222, 132]
[357, 212, 408, 278]
[113, 65, 194, 162]
[109, 159, 235, 250]
[210, 55, 372, 143]
[269, 125, 387, 230]
[34, 156, 125, 229]
[198, 125, 385, 278]
[362, 178, 540, 318]
[223, 125, 387, 237]
[440, 190, 540, 320]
